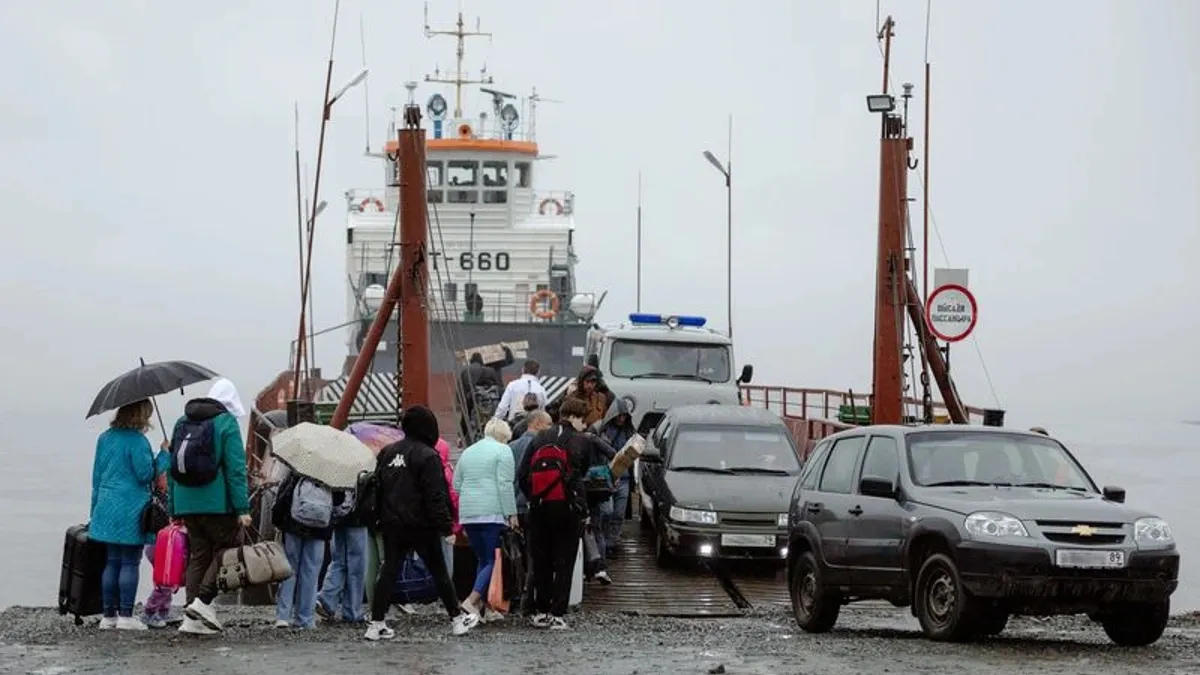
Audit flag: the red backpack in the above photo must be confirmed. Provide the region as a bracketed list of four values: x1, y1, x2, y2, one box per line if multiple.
[528, 428, 572, 505]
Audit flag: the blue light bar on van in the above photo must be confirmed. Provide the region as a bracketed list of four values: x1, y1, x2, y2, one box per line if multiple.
[628, 313, 707, 328]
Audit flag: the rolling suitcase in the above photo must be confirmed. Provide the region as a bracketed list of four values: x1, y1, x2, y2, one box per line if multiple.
[58, 523, 106, 625]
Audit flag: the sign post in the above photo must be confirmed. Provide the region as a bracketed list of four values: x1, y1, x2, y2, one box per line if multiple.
[925, 283, 978, 343]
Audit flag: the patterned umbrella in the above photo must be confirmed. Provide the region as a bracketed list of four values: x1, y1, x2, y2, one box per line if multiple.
[271, 422, 375, 489]
[347, 421, 404, 456]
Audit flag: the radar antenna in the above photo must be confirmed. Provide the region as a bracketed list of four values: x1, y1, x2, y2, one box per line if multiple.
[527, 86, 563, 142]
[423, 2, 493, 118]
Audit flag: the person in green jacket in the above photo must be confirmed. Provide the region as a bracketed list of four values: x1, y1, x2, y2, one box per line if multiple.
[167, 378, 252, 636]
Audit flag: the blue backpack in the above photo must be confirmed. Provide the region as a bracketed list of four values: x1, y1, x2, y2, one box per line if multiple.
[169, 418, 219, 487]
[392, 553, 438, 605]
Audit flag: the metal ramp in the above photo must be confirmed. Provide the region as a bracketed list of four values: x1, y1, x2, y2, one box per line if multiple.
[581, 521, 790, 617]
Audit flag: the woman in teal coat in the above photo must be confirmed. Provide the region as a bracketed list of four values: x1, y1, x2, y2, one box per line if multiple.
[90, 399, 165, 630]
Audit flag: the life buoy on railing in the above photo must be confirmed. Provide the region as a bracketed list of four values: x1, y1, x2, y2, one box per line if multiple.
[537, 198, 564, 216]
[360, 197, 385, 212]
[529, 289, 560, 320]
[457, 123, 473, 139]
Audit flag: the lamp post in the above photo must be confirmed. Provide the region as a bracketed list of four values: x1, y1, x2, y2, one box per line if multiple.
[702, 115, 733, 339]
[292, 64, 371, 399]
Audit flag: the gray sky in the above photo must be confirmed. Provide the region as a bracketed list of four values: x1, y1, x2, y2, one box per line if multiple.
[0, 0, 1196, 442]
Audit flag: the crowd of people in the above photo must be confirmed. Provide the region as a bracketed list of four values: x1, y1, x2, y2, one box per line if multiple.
[86, 360, 636, 639]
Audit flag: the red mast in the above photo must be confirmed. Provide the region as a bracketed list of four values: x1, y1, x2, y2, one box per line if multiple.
[870, 17, 908, 425]
[331, 103, 430, 428]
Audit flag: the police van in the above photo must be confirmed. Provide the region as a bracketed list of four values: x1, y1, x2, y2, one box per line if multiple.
[583, 313, 754, 434]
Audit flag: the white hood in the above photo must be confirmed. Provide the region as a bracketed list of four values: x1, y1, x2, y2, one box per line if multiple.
[208, 378, 246, 418]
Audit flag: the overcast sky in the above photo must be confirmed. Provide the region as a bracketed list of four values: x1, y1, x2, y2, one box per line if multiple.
[0, 0, 1196, 443]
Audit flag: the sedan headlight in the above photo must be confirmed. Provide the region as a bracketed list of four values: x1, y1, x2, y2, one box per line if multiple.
[964, 511, 1029, 538]
[1134, 517, 1174, 546]
[669, 506, 718, 525]
[777, 513, 790, 527]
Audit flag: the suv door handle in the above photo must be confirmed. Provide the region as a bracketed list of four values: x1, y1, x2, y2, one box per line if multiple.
[848, 506, 864, 516]
[805, 503, 823, 513]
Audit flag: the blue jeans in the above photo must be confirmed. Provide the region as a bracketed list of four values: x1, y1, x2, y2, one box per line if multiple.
[275, 533, 325, 628]
[317, 526, 368, 621]
[101, 544, 142, 618]
[464, 523, 505, 596]
[588, 498, 613, 572]
[605, 479, 632, 551]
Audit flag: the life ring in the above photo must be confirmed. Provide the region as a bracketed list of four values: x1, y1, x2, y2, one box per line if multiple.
[360, 197, 385, 212]
[538, 198, 564, 216]
[529, 289, 560, 320]
[457, 123, 473, 139]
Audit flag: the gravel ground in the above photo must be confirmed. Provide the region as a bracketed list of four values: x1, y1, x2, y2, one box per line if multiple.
[1, 605, 1198, 675]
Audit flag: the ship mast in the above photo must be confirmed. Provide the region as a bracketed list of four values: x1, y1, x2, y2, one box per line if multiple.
[423, 2, 493, 118]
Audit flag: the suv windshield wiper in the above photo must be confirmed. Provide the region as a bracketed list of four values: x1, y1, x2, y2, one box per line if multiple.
[671, 465, 735, 474]
[1011, 481, 1086, 492]
[727, 466, 792, 475]
[628, 372, 713, 383]
[629, 371, 673, 380]
[924, 479, 995, 487]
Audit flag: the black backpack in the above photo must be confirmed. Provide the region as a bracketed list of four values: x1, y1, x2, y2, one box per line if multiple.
[169, 418, 220, 487]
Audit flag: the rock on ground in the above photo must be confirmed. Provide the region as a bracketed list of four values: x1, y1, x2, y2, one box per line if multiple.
[1, 605, 1198, 675]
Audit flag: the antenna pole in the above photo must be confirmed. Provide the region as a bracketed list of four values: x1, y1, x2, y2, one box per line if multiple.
[922, 62, 931, 301]
[726, 113, 733, 340]
[636, 170, 643, 312]
[360, 12, 371, 154]
[293, 102, 306, 376]
[424, 6, 493, 118]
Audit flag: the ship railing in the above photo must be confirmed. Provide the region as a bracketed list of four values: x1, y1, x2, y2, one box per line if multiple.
[426, 286, 596, 324]
[739, 384, 989, 458]
[342, 187, 577, 222]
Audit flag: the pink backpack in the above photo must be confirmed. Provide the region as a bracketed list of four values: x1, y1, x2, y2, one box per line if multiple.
[152, 523, 188, 588]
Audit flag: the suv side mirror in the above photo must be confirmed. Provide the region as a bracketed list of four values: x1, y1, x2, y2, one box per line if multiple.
[859, 476, 897, 499]
[1102, 485, 1126, 503]
[640, 444, 662, 463]
[738, 364, 754, 384]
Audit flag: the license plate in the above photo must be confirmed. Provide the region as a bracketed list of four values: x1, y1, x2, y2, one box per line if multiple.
[721, 533, 775, 548]
[1055, 548, 1126, 569]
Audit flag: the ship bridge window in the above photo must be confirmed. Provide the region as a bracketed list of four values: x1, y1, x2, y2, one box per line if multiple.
[515, 161, 532, 188]
[447, 160, 478, 186]
[448, 189, 478, 204]
[427, 190, 444, 204]
[482, 161, 509, 187]
[427, 161, 444, 186]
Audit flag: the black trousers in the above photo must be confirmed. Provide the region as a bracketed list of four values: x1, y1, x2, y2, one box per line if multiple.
[371, 527, 459, 621]
[527, 503, 581, 617]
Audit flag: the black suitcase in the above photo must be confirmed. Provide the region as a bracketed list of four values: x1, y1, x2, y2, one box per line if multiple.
[58, 523, 106, 625]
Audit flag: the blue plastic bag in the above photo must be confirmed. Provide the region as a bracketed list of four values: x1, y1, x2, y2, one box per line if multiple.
[392, 552, 438, 605]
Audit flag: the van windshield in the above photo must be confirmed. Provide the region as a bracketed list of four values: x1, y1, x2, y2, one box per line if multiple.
[609, 340, 731, 382]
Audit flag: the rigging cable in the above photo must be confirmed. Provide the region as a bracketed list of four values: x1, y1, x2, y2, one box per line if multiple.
[874, 7, 1003, 411]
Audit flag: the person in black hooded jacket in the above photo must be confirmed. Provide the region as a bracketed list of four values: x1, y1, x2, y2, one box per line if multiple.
[365, 406, 479, 640]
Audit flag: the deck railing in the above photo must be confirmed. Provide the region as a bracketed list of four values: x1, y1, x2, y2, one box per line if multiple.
[343, 187, 576, 220]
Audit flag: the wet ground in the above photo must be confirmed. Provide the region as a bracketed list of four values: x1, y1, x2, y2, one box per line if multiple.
[2, 604, 1198, 675]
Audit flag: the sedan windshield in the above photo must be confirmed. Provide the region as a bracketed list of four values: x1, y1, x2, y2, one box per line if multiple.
[906, 431, 1095, 491]
[610, 339, 731, 382]
[670, 426, 801, 474]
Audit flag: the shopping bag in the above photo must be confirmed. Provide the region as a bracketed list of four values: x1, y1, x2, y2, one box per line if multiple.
[582, 526, 602, 564]
[487, 549, 509, 613]
[499, 529, 526, 601]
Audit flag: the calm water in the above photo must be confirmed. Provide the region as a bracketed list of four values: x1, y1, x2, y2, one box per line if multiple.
[2, 417, 1194, 611]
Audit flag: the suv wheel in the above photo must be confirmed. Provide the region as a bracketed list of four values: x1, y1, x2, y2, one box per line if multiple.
[974, 609, 1009, 637]
[789, 551, 840, 632]
[1100, 600, 1170, 647]
[914, 552, 980, 641]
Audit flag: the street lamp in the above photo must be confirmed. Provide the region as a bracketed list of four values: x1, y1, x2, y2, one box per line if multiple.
[330, 68, 369, 108]
[702, 125, 733, 339]
[866, 94, 896, 113]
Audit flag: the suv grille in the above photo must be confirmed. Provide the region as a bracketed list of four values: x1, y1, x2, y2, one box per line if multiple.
[1035, 520, 1127, 545]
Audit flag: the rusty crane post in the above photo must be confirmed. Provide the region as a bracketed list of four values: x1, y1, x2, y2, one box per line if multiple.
[331, 103, 429, 429]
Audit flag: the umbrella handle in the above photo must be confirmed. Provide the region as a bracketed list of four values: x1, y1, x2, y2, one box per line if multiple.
[140, 357, 170, 443]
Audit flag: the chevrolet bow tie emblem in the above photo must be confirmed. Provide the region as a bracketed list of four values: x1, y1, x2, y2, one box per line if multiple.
[1070, 524, 1096, 536]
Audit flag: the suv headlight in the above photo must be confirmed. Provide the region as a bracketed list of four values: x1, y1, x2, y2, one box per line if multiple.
[1134, 517, 1174, 546]
[964, 511, 1029, 538]
[777, 513, 789, 527]
[669, 506, 718, 525]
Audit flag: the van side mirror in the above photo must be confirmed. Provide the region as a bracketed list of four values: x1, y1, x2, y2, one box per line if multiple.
[739, 364, 754, 384]
[1102, 485, 1126, 503]
[859, 476, 897, 499]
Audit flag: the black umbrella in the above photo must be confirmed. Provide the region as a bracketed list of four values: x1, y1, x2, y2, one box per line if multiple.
[87, 359, 220, 419]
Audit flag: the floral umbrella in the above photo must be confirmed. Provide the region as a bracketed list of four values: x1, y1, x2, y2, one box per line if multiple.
[346, 421, 404, 456]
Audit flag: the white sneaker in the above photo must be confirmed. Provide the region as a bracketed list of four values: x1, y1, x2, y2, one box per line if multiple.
[98, 617, 118, 630]
[142, 615, 167, 629]
[549, 616, 569, 630]
[178, 617, 219, 635]
[274, 620, 291, 628]
[460, 599, 481, 617]
[595, 570, 613, 585]
[481, 607, 505, 624]
[116, 617, 148, 631]
[364, 621, 395, 641]
[451, 611, 479, 636]
[184, 599, 222, 631]
[529, 613, 552, 629]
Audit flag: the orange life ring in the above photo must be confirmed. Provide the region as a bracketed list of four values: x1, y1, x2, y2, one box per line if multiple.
[360, 197, 385, 212]
[457, 123, 473, 139]
[538, 198, 564, 216]
[529, 289, 560, 320]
